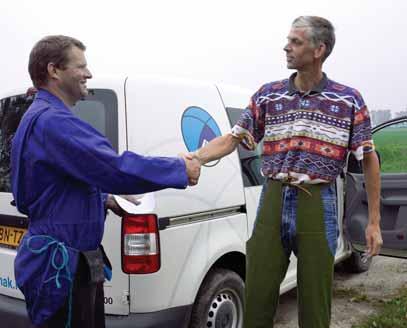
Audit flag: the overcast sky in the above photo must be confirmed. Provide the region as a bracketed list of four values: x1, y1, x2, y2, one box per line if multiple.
[1, 0, 406, 113]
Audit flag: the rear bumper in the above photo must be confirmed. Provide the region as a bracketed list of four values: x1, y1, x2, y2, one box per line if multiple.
[0, 293, 192, 328]
[0, 294, 30, 327]
[106, 305, 193, 328]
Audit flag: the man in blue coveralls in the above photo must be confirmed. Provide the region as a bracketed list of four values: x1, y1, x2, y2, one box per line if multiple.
[11, 35, 201, 328]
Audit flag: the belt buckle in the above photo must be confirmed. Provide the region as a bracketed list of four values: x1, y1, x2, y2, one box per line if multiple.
[282, 176, 312, 197]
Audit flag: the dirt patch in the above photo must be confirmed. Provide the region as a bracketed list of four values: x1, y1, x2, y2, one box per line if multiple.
[273, 256, 407, 327]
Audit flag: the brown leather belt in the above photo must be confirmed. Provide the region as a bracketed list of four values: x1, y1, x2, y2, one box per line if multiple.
[280, 176, 313, 197]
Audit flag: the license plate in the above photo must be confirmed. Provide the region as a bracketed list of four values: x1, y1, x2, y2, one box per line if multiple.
[0, 225, 26, 248]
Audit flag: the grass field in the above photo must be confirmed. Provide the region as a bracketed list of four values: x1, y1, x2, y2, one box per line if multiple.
[373, 127, 407, 173]
[352, 286, 407, 328]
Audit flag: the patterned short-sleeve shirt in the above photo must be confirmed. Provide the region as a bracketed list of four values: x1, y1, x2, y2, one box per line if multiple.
[232, 73, 374, 184]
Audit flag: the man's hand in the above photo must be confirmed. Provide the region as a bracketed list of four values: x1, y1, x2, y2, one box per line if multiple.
[105, 194, 141, 216]
[181, 151, 201, 163]
[180, 154, 201, 186]
[365, 221, 383, 256]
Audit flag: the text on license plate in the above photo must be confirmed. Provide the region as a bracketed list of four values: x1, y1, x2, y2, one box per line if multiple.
[0, 225, 26, 247]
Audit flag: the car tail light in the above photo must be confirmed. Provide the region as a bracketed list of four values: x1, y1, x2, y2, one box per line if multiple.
[121, 214, 160, 274]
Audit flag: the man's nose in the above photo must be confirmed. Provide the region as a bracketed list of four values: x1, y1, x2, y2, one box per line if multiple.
[86, 68, 93, 79]
[283, 44, 290, 52]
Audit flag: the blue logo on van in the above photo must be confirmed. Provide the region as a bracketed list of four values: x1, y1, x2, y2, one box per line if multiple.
[181, 106, 221, 166]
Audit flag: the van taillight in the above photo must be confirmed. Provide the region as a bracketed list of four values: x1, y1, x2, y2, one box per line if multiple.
[121, 214, 160, 274]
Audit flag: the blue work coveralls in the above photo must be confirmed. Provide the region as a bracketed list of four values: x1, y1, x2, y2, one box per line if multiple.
[11, 89, 188, 326]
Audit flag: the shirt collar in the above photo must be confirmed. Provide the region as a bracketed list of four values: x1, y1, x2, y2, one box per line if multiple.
[287, 72, 328, 96]
[35, 88, 71, 112]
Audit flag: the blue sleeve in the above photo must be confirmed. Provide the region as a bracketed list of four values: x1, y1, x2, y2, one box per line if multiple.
[42, 112, 188, 194]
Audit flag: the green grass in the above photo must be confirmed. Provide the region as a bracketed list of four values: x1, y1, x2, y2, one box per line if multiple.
[352, 286, 407, 328]
[334, 287, 370, 303]
[374, 127, 407, 173]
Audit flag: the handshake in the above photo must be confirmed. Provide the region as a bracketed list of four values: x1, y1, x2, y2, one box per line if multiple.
[180, 152, 202, 186]
[106, 151, 204, 215]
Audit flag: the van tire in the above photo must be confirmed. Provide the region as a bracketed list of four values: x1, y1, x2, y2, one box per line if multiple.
[189, 268, 244, 328]
[342, 250, 372, 273]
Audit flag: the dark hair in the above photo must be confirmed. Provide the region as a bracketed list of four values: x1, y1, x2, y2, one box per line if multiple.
[292, 16, 335, 62]
[28, 35, 86, 88]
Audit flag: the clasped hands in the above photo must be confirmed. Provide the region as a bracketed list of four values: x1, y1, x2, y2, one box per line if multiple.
[179, 151, 202, 186]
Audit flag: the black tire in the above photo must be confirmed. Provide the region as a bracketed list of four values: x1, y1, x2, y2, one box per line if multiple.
[189, 268, 244, 328]
[341, 250, 372, 273]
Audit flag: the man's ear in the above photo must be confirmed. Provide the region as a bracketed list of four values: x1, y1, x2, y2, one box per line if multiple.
[47, 62, 60, 81]
[314, 42, 326, 60]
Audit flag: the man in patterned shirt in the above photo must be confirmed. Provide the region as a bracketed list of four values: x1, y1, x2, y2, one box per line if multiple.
[188, 16, 382, 327]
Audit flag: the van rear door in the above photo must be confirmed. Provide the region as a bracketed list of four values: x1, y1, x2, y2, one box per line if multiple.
[0, 91, 32, 300]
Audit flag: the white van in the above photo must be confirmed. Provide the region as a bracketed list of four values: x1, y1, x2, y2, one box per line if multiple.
[1, 75, 406, 328]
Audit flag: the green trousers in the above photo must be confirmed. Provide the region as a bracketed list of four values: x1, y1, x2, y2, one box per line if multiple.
[244, 180, 334, 328]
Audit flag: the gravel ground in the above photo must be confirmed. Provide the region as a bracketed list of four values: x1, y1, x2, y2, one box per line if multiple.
[273, 256, 407, 328]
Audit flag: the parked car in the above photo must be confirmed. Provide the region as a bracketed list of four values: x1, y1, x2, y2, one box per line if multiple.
[0, 76, 406, 328]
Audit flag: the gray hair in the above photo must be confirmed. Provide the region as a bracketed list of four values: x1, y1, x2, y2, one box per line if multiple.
[292, 16, 335, 62]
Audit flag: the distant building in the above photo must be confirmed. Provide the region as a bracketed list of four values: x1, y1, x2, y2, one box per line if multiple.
[394, 110, 407, 118]
[370, 110, 391, 127]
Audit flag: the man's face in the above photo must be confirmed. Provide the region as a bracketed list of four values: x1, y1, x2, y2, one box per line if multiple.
[57, 46, 92, 103]
[284, 27, 317, 70]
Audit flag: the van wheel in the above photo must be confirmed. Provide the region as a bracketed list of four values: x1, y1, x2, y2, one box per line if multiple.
[189, 268, 244, 328]
[341, 250, 372, 273]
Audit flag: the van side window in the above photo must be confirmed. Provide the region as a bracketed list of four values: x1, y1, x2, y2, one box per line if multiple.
[0, 89, 118, 193]
[72, 89, 119, 151]
[226, 107, 265, 187]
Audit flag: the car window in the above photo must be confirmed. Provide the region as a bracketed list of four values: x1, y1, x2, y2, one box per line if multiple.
[72, 89, 118, 151]
[0, 94, 34, 193]
[0, 89, 118, 193]
[373, 121, 407, 173]
[226, 107, 265, 187]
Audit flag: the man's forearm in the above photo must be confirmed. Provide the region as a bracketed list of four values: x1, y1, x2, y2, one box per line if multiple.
[195, 134, 240, 165]
[362, 151, 381, 225]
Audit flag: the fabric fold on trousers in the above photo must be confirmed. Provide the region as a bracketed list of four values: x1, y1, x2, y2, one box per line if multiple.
[244, 179, 335, 328]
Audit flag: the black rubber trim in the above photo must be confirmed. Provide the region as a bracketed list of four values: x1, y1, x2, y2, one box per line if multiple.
[158, 217, 170, 231]
[0, 294, 31, 327]
[0, 293, 192, 328]
[0, 214, 28, 228]
[106, 305, 193, 328]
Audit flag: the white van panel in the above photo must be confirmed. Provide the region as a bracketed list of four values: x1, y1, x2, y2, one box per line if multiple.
[243, 186, 262, 237]
[130, 213, 247, 312]
[0, 194, 23, 217]
[215, 84, 253, 110]
[102, 212, 129, 315]
[125, 76, 245, 217]
[85, 78, 131, 315]
[0, 247, 23, 299]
